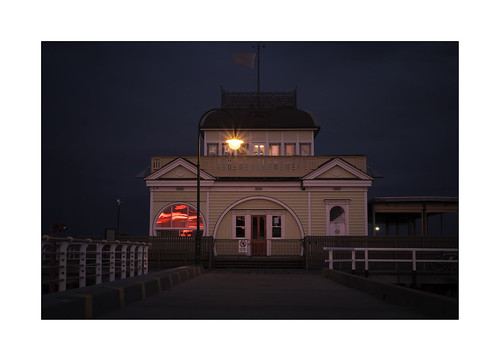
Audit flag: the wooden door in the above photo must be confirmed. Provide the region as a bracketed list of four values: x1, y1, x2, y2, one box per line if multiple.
[251, 215, 266, 256]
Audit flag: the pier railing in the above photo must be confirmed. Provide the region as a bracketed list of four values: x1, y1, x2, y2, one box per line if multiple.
[324, 247, 458, 274]
[305, 236, 458, 270]
[45, 235, 457, 276]
[41, 236, 151, 294]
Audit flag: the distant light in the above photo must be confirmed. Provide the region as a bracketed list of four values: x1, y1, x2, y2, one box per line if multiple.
[226, 138, 243, 150]
[375, 227, 380, 231]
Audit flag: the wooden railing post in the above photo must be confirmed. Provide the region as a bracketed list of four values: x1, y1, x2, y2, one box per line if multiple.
[120, 244, 128, 279]
[136, 245, 144, 276]
[95, 243, 104, 284]
[79, 243, 89, 288]
[143, 245, 150, 275]
[129, 245, 137, 277]
[58, 241, 70, 292]
[108, 244, 117, 282]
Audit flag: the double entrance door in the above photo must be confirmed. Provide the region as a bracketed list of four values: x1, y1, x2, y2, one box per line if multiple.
[251, 215, 266, 256]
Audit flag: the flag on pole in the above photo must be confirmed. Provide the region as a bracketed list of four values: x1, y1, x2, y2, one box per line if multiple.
[232, 52, 256, 69]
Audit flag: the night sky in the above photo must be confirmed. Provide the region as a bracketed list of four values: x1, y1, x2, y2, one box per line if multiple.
[42, 41, 458, 237]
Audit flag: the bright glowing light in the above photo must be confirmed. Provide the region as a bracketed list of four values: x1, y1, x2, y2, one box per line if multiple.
[375, 227, 380, 231]
[226, 138, 243, 150]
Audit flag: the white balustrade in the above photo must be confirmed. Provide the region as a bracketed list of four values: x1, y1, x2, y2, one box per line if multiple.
[324, 247, 458, 272]
[42, 237, 151, 293]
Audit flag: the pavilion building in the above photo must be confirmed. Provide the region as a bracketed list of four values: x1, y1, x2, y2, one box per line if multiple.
[144, 89, 374, 256]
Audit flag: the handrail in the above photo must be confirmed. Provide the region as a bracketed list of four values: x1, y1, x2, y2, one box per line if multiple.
[42, 236, 152, 294]
[323, 247, 458, 272]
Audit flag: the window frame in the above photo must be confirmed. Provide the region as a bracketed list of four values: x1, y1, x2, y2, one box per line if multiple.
[231, 210, 285, 240]
[271, 215, 282, 238]
[285, 143, 296, 156]
[269, 143, 281, 156]
[207, 143, 219, 156]
[300, 143, 311, 156]
[253, 143, 265, 156]
[324, 199, 350, 236]
[154, 203, 205, 237]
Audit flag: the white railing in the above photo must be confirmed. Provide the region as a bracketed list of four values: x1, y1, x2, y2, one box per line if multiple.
[42, 236, 151, 293]
[324, 247, 458, 272]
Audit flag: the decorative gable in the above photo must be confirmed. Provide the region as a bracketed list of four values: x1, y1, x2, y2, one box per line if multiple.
[145, 157, 215, 181]
[302, 158, 373, 181]
[316, 165, 358, 179]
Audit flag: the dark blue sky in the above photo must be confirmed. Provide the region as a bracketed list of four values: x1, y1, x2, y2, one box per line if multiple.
[42, 41, 458, 237]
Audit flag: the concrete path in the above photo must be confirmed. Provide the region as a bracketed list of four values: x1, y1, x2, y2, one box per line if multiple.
[99, 269, 426, 319]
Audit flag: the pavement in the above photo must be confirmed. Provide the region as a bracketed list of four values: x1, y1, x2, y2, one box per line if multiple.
[97, 269, 429, 319]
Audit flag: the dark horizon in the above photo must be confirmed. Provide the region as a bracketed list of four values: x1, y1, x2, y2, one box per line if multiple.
[42, 41, 458, 237]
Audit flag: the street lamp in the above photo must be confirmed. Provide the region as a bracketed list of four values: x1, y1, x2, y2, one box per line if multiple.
[116, 199, 121, 236]
[196, 109, 239, 264]
[226, 138, 243, 150]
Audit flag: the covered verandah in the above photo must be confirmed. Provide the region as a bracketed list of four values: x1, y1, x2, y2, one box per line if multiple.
[368, 197, 458, 236]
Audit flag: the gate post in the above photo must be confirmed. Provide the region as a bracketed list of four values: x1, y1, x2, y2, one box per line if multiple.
[208, 237, 213, 270]
[303, 238, 308, 270]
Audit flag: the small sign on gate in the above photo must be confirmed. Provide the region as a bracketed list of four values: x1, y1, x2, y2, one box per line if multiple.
[238, 240, 248, 253]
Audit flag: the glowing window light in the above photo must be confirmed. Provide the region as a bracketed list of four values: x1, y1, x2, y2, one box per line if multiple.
[226, 138, 243, 150]
[155, 204, 204, 231]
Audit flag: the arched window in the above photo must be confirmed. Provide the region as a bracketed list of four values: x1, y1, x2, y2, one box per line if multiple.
[155, 203, 204, 237]
[330, 206, 345, 222]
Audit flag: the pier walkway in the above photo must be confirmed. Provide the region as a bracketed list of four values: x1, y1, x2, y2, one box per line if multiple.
[96, 268, 446, 319]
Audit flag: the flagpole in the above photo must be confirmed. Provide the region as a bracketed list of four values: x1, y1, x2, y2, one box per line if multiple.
[255, 43, 264, 108]
[257, 43, 260, 97]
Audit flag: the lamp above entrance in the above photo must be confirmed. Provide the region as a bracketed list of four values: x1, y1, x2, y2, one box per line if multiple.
[226, 138, 243, 150]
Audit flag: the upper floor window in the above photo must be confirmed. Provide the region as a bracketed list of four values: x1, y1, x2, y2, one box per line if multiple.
[270, 144, 280, 156]
[207, 143, 219, 156]
[300, 143, 311, 156]
[253, 144, 265, 156]
[238, 143, 250, 155]
[285, 144, 296, 156]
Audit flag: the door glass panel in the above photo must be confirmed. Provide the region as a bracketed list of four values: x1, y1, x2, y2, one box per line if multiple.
[252, 216, 258, 238]
[259, 216, 265, 239]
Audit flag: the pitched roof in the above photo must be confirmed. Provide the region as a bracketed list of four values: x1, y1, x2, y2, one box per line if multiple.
[200, 108, 320, 133]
